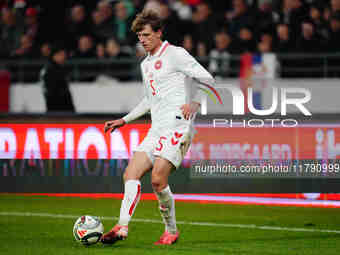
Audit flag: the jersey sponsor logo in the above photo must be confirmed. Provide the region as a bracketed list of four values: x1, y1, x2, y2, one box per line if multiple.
[171, 132, 183, 146]
[154, 60, 162, 70]
[156, 136, 167, 151]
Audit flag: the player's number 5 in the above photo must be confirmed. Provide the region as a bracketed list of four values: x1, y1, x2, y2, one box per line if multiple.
[150, 79, 156, 96]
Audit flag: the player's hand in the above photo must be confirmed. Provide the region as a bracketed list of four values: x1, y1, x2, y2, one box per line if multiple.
[180, 102, 200, 120]
[104, 119, 126, 133]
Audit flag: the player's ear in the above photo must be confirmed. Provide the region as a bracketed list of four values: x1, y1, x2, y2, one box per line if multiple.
[157, 29, 162, 39]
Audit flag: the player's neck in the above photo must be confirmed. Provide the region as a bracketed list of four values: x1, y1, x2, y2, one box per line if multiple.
[150, 40, 163, 56]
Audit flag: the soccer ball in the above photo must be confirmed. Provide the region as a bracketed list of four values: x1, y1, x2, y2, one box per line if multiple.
[73, 215, 104, 246]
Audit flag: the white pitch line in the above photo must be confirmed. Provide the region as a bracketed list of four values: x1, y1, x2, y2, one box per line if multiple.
[1, 211, 340, 234]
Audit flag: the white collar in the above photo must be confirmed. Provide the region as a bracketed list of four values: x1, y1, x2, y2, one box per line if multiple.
[147, 40, 169, 59]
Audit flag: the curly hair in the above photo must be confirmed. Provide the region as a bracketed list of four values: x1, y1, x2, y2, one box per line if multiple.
[131, 10, 163, 33]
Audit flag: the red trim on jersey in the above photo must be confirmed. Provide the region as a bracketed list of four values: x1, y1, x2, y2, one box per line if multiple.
[158, 42, 170, 57]
[171, 138, 179, 145]
[174, 132, 183, 139]
[129, 184, 141, 216]
[171, 132, 183, 145]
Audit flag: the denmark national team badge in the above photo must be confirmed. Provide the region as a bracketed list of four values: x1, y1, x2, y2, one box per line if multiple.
[154, 60, 162, 70]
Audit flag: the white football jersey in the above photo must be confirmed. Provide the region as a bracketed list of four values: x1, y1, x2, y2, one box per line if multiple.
[123, 40, 214, 129]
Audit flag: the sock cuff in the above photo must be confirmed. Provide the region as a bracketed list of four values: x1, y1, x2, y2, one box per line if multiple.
[125, 179, 141, 188]
[155, 185, 172, 200]
[160, 185, 171, 194]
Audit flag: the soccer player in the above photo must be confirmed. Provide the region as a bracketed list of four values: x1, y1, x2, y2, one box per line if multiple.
[101, 10, 214, 245]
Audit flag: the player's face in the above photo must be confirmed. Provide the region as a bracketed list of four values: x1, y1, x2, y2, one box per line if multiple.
[137, 24, 162, 55]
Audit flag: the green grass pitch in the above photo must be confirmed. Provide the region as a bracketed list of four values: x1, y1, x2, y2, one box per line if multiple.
[0, 194, 339, 255]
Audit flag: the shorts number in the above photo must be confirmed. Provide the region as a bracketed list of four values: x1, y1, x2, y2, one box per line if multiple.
[156, 136, 167, 151]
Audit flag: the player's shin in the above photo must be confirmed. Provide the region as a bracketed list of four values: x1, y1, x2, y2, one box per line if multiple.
[155, 185, 177, 234]
[118, 179, 141, 226]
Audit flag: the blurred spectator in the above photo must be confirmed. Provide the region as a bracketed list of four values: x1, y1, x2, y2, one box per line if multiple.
[72, 35, 96, 81]
[324, 6, 331, 22]
[144, 0, 162, 13]
[237, 26, 256, 53]
[131, 0, 146, 13]
[40, 43, 51, 59]
[209, 31, 232, 77]
[296, 21, 324, 77]
[197, 41, 206, 56]
[2, 0, 340, 80]
[24, 7, 40, 44]
[261, 32, 273, 46]
[278, 0, 308, 39]
[169, 0, 192, 20]
[192, 2, 218, 51]
[328, 11, 340, 76]
[196, 41, 208, 67]
[330, 0, 340, 13]
[328, 11, 340, 52]
[258, 32, 273, 53]
[0, 8, 24, 58]
[258, 40, 272, 53]
[309, 4, 329, 40]
[106, 38, 131, 58]
[73, 35, 95, 58]
[296, 22, 323, 53]
[90, 9, 115, 43]
[67, 5, 90, 50]
[41, 45, 75, 112]
[112, 1, 135, 46]
[90, 0, 116, 42]
[182, 34, 195, 56]
[97, 0, 114, 23]
[159, 2, 183, 45]
[275, 23, 295, 53]
[225, 0, 254, 37]
[274, 23, 297, 77]
[11, 34, 36, 58]
[255, 0, 279, 35]
[96, 43, 106, 59]
[106, 38, 132, 81]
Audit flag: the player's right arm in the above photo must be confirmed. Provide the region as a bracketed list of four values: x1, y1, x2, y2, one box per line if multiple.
[104, 96, 150, 133]
[104, 64, 150, 133]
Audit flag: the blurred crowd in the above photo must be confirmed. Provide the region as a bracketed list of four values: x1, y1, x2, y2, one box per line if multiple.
[1, 0, 340, 79]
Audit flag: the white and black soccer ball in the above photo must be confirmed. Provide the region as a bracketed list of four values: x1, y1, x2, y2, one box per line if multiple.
[73, 215, 104, 246]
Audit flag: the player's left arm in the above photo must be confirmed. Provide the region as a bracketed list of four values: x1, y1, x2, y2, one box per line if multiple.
[172, 47, 215, 120]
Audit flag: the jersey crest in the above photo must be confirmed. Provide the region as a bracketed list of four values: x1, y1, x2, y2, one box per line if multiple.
[154, 60, 162, 70]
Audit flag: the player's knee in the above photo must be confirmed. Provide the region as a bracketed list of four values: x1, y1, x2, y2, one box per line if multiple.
[151, 172, 166, 192]
[123, 171, 130, 182]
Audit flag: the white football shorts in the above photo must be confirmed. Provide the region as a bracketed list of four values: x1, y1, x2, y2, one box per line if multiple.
[134, 113, 194, 168]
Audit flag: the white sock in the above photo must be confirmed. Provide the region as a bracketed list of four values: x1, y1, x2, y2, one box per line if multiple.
[118, 180, 141, 226]
[155, 185, 177, 234]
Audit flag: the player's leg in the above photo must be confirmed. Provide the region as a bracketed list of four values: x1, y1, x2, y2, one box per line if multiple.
[101, 151, 152, 244]
[151, 157, 179, 245]
[118, 151, 153, 226]
[152, 129, 193, 245]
